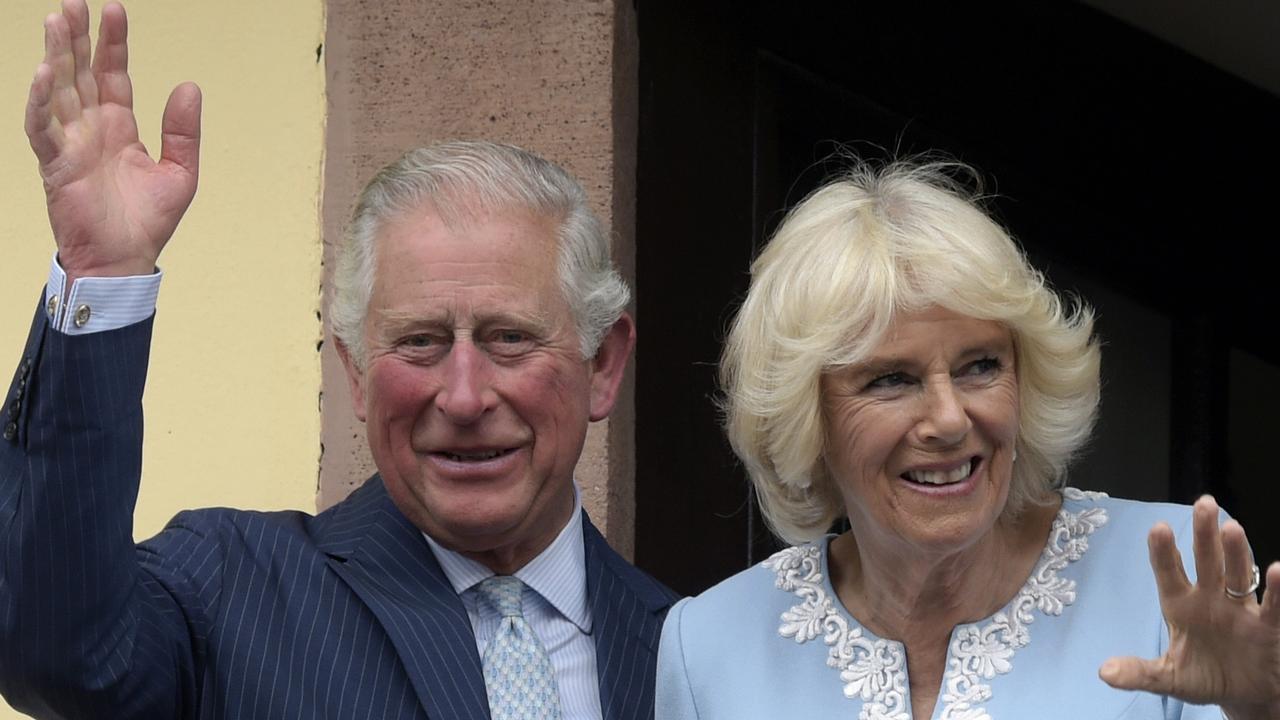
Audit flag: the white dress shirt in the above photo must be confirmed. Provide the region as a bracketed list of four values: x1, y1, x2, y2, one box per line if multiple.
[45, 256, 162, 335]
[423, 489, 603, 720]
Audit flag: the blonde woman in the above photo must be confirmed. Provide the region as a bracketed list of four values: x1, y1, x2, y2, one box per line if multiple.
[656, 161, 1280, 719]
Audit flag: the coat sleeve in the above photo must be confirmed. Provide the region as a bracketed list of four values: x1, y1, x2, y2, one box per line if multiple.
[0, 296, 197, 719]
[655, 597, 700, 720]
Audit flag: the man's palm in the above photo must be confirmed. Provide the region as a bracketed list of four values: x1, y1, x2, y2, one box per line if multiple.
[27, 1, 200, 280]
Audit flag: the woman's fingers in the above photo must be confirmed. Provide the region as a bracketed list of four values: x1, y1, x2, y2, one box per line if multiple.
[1262, 562, 1280, 625]
[1191, 495, 1226, 591]
[1221, 520, 1256, 600]
[1099, 655, 1173, 695]
[1148, 522, 1191, 599]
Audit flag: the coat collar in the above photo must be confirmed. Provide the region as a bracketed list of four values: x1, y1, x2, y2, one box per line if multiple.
[318, 476, 491, 720]
[583, 513, 678, 720]
[316, 476, 678, 720]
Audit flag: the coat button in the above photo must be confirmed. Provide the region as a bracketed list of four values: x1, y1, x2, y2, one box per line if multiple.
[46, 294, 59, 319]
[3, 422, 15, 442]
[73, 304, 92, 328]
[7, 401, 18, 419]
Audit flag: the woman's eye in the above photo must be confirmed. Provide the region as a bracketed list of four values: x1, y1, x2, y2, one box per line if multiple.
[963, 357, 1002, 376]
[867, 372, 910, 390]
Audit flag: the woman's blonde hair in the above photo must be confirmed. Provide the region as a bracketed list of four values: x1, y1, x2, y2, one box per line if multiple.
[721, 160, 1101, 545]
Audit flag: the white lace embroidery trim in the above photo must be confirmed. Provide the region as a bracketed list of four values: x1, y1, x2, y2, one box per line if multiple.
[763, 488, 1109, 720]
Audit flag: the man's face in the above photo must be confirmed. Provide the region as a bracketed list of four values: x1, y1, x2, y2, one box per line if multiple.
[340, 204, 632, 573]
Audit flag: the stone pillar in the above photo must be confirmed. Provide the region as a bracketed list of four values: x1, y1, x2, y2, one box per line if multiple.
[320, 0, 639, 556]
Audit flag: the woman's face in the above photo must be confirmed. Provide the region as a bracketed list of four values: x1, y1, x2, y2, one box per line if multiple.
[821, 306, 1020, 557]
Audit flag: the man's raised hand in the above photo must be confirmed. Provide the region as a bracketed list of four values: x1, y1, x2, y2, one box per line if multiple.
[25, 0, 200, 285]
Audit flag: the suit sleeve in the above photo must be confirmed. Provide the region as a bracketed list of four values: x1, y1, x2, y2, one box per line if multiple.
[655, 597, 700, 720]
[0, 295, 196, 719]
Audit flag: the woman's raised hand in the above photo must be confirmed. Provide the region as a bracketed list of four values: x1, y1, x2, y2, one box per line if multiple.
[1100, 496, 1280, 720]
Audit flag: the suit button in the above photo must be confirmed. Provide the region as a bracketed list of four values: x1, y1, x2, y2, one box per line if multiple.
[20, 358, 31, 376]
[73, 304, 92, 328]
[3, 422, 15, 442]
[7, 401, 18, 418]
[46, 294, 59, 319]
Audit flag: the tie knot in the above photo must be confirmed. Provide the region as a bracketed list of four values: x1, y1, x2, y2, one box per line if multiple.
[478, 575, 525, 618]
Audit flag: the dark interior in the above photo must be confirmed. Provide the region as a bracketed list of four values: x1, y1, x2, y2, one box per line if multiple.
[635, 1, 1280, 596]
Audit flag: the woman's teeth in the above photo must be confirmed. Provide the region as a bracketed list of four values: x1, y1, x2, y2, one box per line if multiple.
[904, 459, 973, 485]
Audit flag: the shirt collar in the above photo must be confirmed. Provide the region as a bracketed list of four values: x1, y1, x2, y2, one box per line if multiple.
[422, 485, 591, 633]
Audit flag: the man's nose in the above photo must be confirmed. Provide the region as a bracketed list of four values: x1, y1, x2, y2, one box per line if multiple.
[913, 379, 971, 446]
[435, 341, 495, 424]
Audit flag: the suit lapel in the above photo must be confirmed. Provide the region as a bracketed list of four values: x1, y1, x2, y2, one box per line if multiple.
[584, 516, 678, 720]
[318, 477, 490, 720]
[316, 483, 677, 720]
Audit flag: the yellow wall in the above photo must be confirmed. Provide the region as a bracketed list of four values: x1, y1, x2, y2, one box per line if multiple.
[0, 2, 324, 716]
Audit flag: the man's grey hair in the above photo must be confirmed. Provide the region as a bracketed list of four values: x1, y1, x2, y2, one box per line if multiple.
[330, 141, 630, 367]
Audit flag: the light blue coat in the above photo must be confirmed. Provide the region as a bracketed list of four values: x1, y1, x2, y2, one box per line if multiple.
[657, 491, 1225, 719]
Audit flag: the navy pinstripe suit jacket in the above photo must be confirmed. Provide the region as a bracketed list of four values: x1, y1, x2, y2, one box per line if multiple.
[0, 301, 678, 719]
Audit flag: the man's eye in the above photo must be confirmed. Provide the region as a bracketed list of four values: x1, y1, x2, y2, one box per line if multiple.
[485, 329, 536, 357]
[400, 334, 451, 353]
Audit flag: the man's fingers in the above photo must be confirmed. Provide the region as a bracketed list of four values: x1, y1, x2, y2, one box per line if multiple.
[44, 13, 83, 125]
[91, 1, 132, 109]
[159, 83, 202, 182]
[26, 65, 62, 166]
[1099, 656, 1172, 695]
[62, 0, 99, 109]
[1148, 522, 1191, 599]
[1191, 495, 1225, 589]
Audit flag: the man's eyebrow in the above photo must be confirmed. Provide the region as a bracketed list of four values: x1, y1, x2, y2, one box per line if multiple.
[372, 307, 555, 331]
[478, 308, 553, 328]
[372, 309, 452, 331]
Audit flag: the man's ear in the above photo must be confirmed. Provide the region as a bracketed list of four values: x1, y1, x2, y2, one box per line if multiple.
[335, 338, 368, 422]
[588, 312, 637, 421]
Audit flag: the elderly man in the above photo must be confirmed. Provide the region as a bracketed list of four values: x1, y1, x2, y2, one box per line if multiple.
[0, 2, 675, 719]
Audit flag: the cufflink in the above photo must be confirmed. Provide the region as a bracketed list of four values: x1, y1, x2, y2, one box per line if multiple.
[73, 304, 92, 328]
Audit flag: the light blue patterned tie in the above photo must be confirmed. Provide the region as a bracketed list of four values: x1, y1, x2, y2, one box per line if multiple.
[477, 576, 563, 720]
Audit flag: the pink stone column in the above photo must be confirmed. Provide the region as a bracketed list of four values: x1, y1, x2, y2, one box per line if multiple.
[320, 0, 639, 556]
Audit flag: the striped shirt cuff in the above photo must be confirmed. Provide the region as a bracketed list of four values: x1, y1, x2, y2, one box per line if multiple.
[45, 254, 163, 335]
